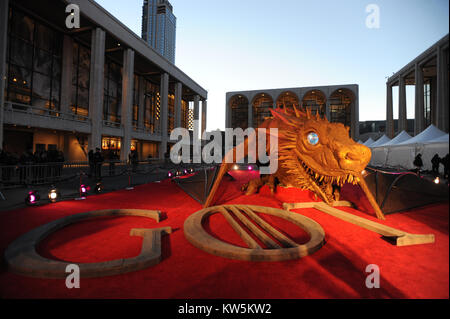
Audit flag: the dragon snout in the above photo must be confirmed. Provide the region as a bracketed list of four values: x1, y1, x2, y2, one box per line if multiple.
[337, 144, 371, 171]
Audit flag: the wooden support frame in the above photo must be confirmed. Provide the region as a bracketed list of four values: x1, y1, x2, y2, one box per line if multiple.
[283, 201, 435, 246]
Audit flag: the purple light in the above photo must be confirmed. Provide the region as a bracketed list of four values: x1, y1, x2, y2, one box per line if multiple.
[184, 169, 188, 174]
[80, 185, 87, 194]
[29, 194, 36, 203]
[168, 172, 173, 177]
[248, 166, 253, 171]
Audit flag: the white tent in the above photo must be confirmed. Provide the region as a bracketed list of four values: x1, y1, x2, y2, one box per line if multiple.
[397, 124, 446, 145]
[363, 137, 375, 147]
[428, 134, 449, 143]
[371, 125, 449, 172]
[370, 135, 391, 148]
[381, 131, 412, 146]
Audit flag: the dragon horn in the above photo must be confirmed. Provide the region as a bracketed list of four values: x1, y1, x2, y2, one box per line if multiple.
[292, 104, 300, 118]
[357, 173, 386, 220]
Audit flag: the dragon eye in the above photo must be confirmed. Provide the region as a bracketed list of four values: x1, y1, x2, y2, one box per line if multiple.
[307, 132, 319, 145]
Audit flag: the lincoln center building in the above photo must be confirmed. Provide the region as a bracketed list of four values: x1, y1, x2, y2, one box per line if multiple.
[226, 85, 360, 140]
[386, 34, 449, 137]
[0, 0, 207, 162]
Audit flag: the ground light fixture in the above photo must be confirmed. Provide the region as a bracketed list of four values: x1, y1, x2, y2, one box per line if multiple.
[168, 171, 173, 178]
[76, 184, 88, 200]
[94, 182, 103, 193]
[233, 164, 239, 170]
[248, 165, 253, 171]
[434, 176, 440, 184]
[48, 187, 60, 203]
[25, 191, 40, 206]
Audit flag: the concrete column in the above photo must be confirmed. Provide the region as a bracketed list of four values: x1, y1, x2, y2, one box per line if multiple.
[398, 75, 407, 133]
[386, 83, 394, 138]
[351, 100, 359, 140]
[88, 28, 105, 151]
[138, 76, 145, 129]
[60, 35, 74, 116]
[436, 46, 449, 132]
[325, 101, 331, 121]
[201, 99, 207, 136]
[174, 82, 182, 128]
[158, 72, 169, 159]
[120, 48, 134, 161]
[414, 63, 424, 135]
[248, 102, 253, 129]
[0, 0, 9, 149]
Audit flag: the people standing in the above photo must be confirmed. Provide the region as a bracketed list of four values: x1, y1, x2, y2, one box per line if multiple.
[93, 148, 104, 180]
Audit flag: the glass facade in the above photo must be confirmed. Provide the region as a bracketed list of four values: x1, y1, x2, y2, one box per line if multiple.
[252, 94, 273, 128]
[230, 95, 249, 130]
[141, 0, 176, 63]
[103, 58, 122, 125]
[181, 99, 189, 129]
[168, 93, 175, 133]
[276, 91, 299, 115]
[424, 81, 431, 127]
[329, 89, 353, 128]
[143, 79, 161, 134]
[71, 42, 90, 118]
[5, 8, 62, 112]
[133, 74, 140, 127]
[302, 91, 326, 116]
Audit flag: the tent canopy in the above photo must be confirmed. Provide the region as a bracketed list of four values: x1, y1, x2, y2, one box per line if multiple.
[370, 135, 391, 147]
[363, 137, 375, 147]
[382, 130, 412, 146]
[397, 124, 446, 145]
[428, 134, 449, 144]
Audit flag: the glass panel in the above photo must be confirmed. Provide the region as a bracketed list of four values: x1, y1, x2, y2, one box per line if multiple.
[10, 37, 33, 68]
[11, 11, 34, 43]
[33, 48, 52, 75]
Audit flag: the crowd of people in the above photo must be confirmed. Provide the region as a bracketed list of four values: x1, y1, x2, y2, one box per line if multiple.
[0, 148, 65, 166]
[0, 148, 65, 182]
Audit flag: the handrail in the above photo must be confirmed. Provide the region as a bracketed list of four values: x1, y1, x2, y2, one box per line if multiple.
[5, 101, 91, 122]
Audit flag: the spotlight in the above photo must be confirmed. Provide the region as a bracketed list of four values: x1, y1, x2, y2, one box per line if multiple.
[94, 182, 103, 194]
[189, 168, 194, 173]
[434, 177, 440, 184]
[79, 184, 88, 196]
[248, 165, 253, 171]
[184, 169, 188, 175]
[233, 164, 239, 170]
[48, 187, 59, 203]
[25, 191, 40, 206]
[168, 171, 173, 178]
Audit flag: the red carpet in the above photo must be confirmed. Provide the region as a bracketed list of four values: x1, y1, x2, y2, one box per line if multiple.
[0, 171, 448, 299]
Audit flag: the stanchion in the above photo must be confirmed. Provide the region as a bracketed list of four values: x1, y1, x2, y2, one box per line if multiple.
[126, 165, 134, 190]
[75, 170, 87, 200]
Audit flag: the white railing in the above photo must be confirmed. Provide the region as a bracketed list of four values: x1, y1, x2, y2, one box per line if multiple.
[5, 101, 91, 123]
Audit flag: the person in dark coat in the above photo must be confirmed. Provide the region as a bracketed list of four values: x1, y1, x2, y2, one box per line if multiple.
[413, 153, 423, 173]
[88, 149, 94, 178]
[431, 154, 441, 175]
[93, 148, 104, 180]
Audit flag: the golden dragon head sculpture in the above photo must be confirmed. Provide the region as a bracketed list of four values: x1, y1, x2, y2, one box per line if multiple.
[205, 106, 385, 220]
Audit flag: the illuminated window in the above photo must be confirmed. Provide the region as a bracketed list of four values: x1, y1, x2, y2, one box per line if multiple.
[252, 93, 273, 128]
[230, 95, 249, 130]
[302, 90, 326, 116]
[6, 8, 62, 111]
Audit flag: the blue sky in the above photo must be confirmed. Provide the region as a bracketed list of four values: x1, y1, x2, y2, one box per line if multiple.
[95, 0, 449, 131]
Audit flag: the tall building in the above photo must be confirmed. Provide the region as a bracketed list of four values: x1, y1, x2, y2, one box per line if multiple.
[386, 34, 449, 138]
[142, 0, 176, 64]
[226, 85, 360, 140]
[0, 0, 207, 162]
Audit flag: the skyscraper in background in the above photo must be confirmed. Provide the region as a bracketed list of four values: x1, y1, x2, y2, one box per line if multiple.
[141, 0, 176, 64]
